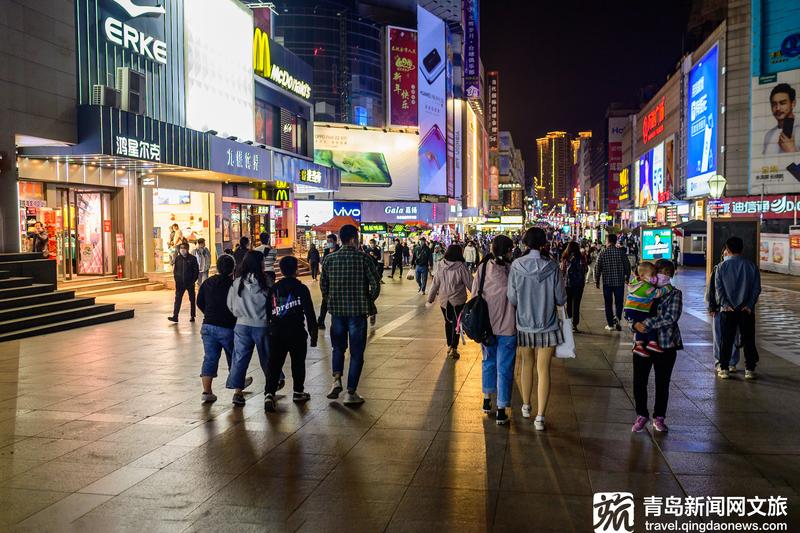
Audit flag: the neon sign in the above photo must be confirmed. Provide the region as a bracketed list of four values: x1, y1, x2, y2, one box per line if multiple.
[642, 96, 666, 144]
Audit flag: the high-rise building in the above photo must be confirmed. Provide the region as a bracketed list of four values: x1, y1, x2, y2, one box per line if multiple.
[535, 131, 571, 212]
[570, 131, 592, 213]
[490, 131, 525, 216]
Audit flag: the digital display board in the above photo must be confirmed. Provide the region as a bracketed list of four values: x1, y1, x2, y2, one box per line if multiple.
[641, 228, 673, 261]
[686, 43, 718, 198]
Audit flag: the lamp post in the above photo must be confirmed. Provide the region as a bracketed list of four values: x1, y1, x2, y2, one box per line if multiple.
[708, 174, 727, 200]
[646, 199, 658, 221]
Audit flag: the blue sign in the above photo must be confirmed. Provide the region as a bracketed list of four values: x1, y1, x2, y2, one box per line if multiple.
[686, 44, 718, 198]
[209, 136, 271, 180]
[333, 201, 362, 221]
[752, 0, 800, 75]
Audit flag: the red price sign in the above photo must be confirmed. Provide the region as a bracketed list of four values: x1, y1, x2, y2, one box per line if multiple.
[103, 219, 112, 232]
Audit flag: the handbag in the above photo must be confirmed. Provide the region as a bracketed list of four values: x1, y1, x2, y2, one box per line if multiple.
[458, 261, 495, 345]
[556, 306, 576, 358]
[406, 271, 415, 280]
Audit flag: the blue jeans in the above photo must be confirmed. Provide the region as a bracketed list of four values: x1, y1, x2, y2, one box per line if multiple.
[226, 325, 270, 390]
[482, 335, 517, 409]
[415, 266, 429, 291]
[330, 316, 368, 392]
[713, 313, 740, 366]
[200, 324, 234, 377]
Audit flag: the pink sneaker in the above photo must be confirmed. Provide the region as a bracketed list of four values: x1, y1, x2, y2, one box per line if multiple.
[652, 417, 669, 432]
[647, 341, 664, 354]
[631, 415, 648, 433]
[632, 344, 650, 358]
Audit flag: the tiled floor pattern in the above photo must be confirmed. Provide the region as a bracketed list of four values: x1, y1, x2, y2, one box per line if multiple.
[0, 270, 798, 532]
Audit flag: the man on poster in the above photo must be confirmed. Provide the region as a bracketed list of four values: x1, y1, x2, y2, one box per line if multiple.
[763, 83, 800, 154]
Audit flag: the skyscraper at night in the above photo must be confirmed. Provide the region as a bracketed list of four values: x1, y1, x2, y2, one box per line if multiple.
[535, 131, 571, 212]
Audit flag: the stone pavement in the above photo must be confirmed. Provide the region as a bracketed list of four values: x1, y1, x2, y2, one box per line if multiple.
[0, 268, 798, 532]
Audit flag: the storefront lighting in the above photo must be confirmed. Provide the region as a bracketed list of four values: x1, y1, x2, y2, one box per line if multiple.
[708, 174, 727, 199]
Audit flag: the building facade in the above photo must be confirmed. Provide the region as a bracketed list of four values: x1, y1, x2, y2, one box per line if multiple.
[535, 131, 571, 213]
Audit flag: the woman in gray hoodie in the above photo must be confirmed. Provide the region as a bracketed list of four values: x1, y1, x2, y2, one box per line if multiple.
[427, 245, 473, 359]
[226, 251, 277, 407]
[508, 227, 567, 431]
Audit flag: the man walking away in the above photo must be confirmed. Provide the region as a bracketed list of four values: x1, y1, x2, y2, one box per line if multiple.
[254, 232, 278, 286]
[317, 234, 340, 329]
[367, 238, 385, 284]
[169, 242, 199, 323]
[307, 243, 321, 281]
[264, 256, 318, 412]
[595, 233, 631, 331]
[389, 238, 404, 278]
[715, 237, 761, 380]
[413, 238, 433, 294]
[320, 224, 381, 405]
[193, 238, 212, 286]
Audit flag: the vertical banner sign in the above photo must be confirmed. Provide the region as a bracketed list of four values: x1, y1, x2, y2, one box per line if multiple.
[488, 71, 499, 150]
[462, 0, 480, 99]
[418, 7, 448, 196]
[686, 43, 718, 198]
[446, 27, 455, 197]
[454, 99, 463, 199]
[608, 117, 626, 212]
[387, 27, 418, 127]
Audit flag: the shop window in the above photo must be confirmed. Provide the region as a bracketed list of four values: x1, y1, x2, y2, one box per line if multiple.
[255, 100, 279, 148]
[147, 188, 213, 273]
[690, 235, 706, 254]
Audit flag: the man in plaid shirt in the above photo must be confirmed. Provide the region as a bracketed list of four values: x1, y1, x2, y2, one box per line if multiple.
[595, 233, 631, 331]
[320, 224, 381, 405]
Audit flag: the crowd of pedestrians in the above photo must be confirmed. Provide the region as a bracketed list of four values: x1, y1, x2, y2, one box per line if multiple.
[171, 221, 763, 436]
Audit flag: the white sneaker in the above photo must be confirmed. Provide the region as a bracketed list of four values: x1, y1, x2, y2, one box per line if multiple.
[343, 391, 365, 405]
[521, 404, 532, 419]
[534, 415, 545, 431]
[201, 392, 217, 403]
[717, 368, 730, 380]
[729, 365, 737, 374]
[326, 378, 343, 399]
[604, 325, 615, 331]
[745, 370, 756, 380]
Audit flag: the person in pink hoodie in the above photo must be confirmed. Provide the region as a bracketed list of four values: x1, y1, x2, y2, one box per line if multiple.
[427, 244, 473, 359]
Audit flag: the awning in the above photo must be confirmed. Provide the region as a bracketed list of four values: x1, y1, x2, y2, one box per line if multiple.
[314, 216, 360, 233]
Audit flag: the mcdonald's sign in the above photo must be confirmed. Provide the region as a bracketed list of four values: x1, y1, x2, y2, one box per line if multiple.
[269, 180, 291, 201]
[253, 28, 312, 100]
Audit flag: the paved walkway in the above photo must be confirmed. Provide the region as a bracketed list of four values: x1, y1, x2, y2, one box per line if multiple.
[0, 269, 798, 532]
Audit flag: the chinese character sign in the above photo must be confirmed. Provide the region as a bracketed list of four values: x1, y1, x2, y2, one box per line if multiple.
[114, 136, 161, 162]
[388, 27, 418, 127]
[462, 0, 480, 99]
[488, 71, 499, 150]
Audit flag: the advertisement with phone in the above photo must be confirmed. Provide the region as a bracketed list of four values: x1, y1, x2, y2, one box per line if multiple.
[750, 70, 800, 194]
[417, 6, 448, 196]
[686, 43, 718, 198]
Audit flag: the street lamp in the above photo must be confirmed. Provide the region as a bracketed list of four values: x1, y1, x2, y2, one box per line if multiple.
[708, 174, 727, 199]
[646, 199, 658, 220]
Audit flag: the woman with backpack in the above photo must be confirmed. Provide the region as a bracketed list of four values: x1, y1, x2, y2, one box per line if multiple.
[472, 235, 516, 425]
[427, 244, 473, 359]
[226, 250, 280, 407]
[508, 227, 567, 431]
[560, 241, 588, 333]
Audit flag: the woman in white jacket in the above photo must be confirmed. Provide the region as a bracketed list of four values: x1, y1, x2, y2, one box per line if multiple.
[226, 251, 280, 407]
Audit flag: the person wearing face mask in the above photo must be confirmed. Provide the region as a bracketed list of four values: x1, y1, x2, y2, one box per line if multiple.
[192, 238, 212, 286]
[623, 262, 673, 357]
[706, 249, 741, 373]
[631, 259, 683, 434]
[169, 242, 199, 323]
[197, 255, 253, 402]
[317, 234, 340, 330]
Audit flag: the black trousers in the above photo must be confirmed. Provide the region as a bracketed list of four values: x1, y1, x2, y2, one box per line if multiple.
[719, 310, 759, 371]
[391, 259, 403, 277]
[602, 285, 625, 327]
[266, 332, 307, 394]
[318, 300, 328, 326]
[633, 348, 677, 418]
[173, 284, 196, 318]
[310, 262, 319, 280]
[441, 303, 464, 349]
[565, 285, 585, 327]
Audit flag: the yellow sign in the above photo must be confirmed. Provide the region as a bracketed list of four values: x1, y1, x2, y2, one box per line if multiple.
[253, 27, 272, 79]
[619, 167, 630, 201]
[253, 28, 311, 100]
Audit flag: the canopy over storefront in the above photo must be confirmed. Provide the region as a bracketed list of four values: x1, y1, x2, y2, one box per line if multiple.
[314, 216, 360, 234]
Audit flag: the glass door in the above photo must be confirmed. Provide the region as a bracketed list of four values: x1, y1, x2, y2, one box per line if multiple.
[57, 188, 76, 280]
[75, 192, 106, 275]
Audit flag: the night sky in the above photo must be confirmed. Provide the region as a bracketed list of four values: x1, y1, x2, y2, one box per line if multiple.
[481, 0, 692, 172]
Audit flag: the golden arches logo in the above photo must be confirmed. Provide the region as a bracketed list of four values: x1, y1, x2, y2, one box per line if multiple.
[253, 27, 271, 78]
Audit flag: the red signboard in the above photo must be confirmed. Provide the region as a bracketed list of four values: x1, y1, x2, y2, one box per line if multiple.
[103, 219, 112, 233]
[642, 96, 666, 144]
[719, 194, 800, 219]
[387, 27, 418, 127]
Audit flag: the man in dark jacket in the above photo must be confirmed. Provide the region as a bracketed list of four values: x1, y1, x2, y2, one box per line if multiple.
[412, 238, 433, 294]
[317, 234, 340, 329]
[389, 238, 404, 278]
[595, 233, 631, 331]
[169, 242, 199, 323]
[264, 256, 318, 411]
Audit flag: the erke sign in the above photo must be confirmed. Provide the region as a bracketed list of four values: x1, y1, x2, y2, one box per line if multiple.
[103, 0, 168, 65]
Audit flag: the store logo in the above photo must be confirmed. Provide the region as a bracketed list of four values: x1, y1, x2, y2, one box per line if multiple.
[781, 33, 800, 58]
[115, 135, 160, 161]
[253, 28, 311, 99]
[103, 0, 167, 64]
[299, 169, 322, 184]
[593, 492, 634, 533]
[642, 97, 665, 144]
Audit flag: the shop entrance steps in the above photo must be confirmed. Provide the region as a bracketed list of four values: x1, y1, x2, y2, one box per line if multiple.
[59, 276, 164, 297]
[0, 254, 133, 342]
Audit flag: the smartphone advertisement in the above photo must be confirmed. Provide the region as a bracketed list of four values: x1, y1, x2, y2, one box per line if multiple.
[750, 69, 800, 194]
[313, 124, 419, 201]
[641, 228, 673, 261]
[686, 43, 718, 198]
[417, 6, 448, 196]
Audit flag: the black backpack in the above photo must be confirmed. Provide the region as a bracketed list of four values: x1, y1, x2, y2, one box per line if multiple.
[566, 256, 585, 288]
[458, 261, 495, 346]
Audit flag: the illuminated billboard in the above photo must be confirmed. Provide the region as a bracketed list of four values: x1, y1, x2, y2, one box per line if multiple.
[314, 124, 419, 201]
[641, 228, 673, 261]
[417, 6, 448, 196]
[387, 27, 418, 127]
[686, 43, 718, 198]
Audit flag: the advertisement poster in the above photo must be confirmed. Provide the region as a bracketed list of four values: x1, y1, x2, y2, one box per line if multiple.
[296, 200, 333, 226]
[454, 99, 463, 199]
[749, 69, 800, 194]
[446, 26, 455, 198]
[686, 44, 718, 198]
[641, 228, 673, 260]
[487, 71, 499, 150]
[752, 0, 800, 76]
[663, 138, 674, 202]
[314, 125, 419, 201]
[387, 27, 418, 127]
[462, 0, 480, 98]
[417, 6, 448, 196]
[637, 150, 653, 208]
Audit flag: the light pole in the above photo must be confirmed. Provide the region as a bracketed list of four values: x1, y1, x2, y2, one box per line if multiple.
[646, 199, 659, 222]
[707, 174, 727, 218]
